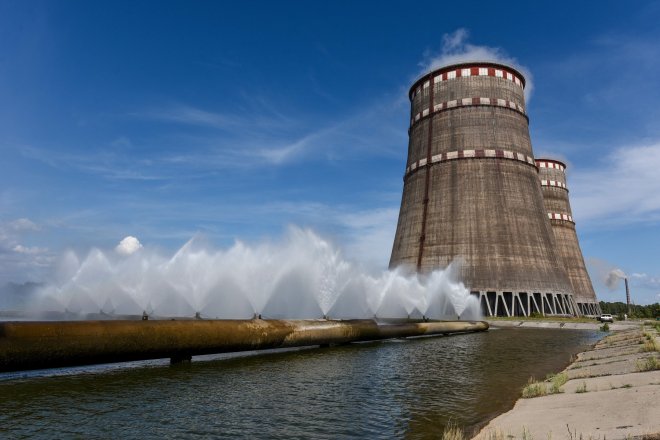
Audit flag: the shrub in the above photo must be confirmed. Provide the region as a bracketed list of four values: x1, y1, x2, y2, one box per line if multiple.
[549, 373, 568, 394]
[636, 357, 660, 372]
[522, 377, 547, 398]
[641, 338, 659, 352]
[600, 323, 610, 332]
[575, 381, 588, 393]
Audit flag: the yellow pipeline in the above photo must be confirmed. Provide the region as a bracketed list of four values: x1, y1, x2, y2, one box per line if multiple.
[0, 319, 488, 372]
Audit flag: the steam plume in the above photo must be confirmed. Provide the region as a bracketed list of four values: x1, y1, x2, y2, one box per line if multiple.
[606, 268, 627, 290]
[419, 28, 534, 101]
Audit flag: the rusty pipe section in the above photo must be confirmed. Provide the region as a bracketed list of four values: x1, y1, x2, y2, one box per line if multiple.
[0, 319, 488, 372]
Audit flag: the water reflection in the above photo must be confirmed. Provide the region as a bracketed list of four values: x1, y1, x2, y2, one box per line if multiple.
[0, 328, 601, 439]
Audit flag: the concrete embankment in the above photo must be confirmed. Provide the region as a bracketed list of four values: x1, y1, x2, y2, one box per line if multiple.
[473, 324, 660, 440]
[487, 319, 641, 331]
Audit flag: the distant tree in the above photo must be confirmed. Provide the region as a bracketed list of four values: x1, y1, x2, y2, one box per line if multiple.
[599, 301, 659, 319]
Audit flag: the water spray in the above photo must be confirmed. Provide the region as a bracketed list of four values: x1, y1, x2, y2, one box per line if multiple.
[23, 227, 481, 321]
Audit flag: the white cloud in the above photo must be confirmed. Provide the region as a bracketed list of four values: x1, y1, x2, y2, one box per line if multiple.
[631, 272, 660, 290]
[9, 218, 40, 232]
[115, 236, 143, 256]
[133, 105, 241, 129]
[140, 95, 406, 168]
[570, 143, 660, 226]
[255, 134, 313, 165]
[12, 244, 48, 255]
[419, 28, 534, 101]
[0, 218, 53, 284]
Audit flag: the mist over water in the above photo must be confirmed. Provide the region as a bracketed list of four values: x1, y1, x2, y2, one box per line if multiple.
[25, 227, 480, 320]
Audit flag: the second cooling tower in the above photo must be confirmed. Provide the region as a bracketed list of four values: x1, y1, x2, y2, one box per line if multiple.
[536, 159, 601, 316]
[390, 62, 578, 317]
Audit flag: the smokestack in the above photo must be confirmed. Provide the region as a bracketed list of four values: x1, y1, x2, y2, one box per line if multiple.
[389, 62, 576, 317]
[624, 277, 631, 314]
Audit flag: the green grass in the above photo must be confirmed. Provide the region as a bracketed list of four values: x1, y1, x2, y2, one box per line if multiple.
[549, 373, 568, 394]
[636, 356, 660, 372]
[522, 373, 568, 398]
[521, 378, 547, 398]
[575, 381, 588, 393]
[641, 338, 659, 352]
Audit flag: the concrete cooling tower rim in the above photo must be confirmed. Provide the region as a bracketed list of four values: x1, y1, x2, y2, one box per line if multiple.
[536, 158, 567, 170]
[409, 61, 527, 99]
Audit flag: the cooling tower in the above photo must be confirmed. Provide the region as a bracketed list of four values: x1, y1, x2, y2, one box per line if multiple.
[536, 159, 600, 316]
[389, 62, 578, 317]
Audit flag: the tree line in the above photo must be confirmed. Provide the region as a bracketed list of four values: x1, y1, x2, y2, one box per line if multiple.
[599, 301, 660, 319]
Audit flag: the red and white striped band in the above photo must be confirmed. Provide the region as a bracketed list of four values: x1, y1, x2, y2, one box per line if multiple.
[547, 212, 574, 223]
[405, 149, 536, 177]
[536, 160, 566, 171]
[540, 179, 567, 189]
[410, 97, 526, 127]
[411, 66, 524, 98]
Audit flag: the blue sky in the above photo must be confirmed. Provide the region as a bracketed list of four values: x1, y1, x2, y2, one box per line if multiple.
[1, 1, 660, 305]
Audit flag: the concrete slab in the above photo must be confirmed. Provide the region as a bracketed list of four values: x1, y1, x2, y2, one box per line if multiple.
[474, 386, 660, 440]
[561, 370, 660, 393]
[472, 327, 660, 440]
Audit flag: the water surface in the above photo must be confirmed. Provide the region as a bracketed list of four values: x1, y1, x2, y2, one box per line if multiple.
[0, 328, 601, 439]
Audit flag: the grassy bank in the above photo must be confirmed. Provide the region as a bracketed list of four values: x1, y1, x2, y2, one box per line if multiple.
[469, 323, 660, 439]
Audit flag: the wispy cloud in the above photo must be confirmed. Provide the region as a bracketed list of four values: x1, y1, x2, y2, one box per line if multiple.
[570, 142, 660, 227]
[0, 218, 53, 284]
[18, 145, 167, 181]
[127, 94, 407, 169]
[542, 30, 660, 144]
[131, 104, 243, 130]
[12, 244, 48, 255]
[9, 218, 40, 232]
[631, 272, 660, 290]
[419, 28, 534, 100]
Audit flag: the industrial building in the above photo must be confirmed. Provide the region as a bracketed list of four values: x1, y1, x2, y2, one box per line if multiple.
[389, 61, 598, 317]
